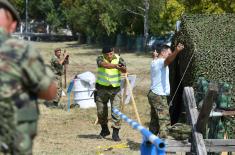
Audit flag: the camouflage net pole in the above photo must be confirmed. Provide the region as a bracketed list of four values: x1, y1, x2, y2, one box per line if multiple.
[124, 73, 142, 125]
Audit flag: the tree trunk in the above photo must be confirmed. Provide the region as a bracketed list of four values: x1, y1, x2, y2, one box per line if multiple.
[143, 0, 149, 52]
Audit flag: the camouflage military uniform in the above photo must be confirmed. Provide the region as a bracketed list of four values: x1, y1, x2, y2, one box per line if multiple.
[95, 84, 122, 128]
[147, 90, 171, 138]
[0, 29, 54, 154]
[49, 55, 63, 106]
[95, 55, 126, 129]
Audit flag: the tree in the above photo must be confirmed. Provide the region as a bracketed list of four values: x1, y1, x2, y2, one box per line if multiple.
[179, 0, 235, 14]
[119, 0, 150, 51]
[8, 0, 24, 17]
[9, 0, 234, 46]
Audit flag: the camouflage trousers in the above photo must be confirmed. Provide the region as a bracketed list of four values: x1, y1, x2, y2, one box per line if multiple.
[0, 101, 38, 155]
[13, 120, 37, 155]
[14, 101, 39, 155]
[45, 75, 62, 107]
[147, 90, 171, 138]
[53, 75, 62, 103]
[0, 121, 37, 155]
[95, 85, 121, 129]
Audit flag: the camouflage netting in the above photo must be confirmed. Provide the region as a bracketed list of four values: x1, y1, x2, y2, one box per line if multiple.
[170, 14, 235, 118]
[169, 15, 235, 153]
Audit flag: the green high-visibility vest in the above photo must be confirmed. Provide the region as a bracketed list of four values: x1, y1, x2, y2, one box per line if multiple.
[96, 54, 121, 87]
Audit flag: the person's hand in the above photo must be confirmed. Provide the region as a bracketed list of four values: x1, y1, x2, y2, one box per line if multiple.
[152, 50, 158, 59]
[116, 64, 126, 73]
[64, 52, 69, 59]
[176, 43, 184, 52]
[63, 50, 68, 57]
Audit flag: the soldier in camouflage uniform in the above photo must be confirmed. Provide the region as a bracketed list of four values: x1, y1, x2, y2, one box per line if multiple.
[47, 48, 68, 107]
[0, 0, 57, 154]
[95, 47, 126, 141]
[147, 44, 184, 139]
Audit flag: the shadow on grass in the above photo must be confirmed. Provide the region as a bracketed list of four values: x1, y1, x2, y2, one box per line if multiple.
[73, 51, 98, 57]
[64, 42, 80, 48]
[77, 134, 116, 141]
[77, 134, 99, 139]
[65, 43, 101, 49]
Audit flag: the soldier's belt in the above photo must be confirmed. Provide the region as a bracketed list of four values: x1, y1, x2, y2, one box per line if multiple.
[96, 83, 120, 90]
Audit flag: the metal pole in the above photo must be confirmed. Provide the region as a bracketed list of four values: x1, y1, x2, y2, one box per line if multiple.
[25, 0, 28, 33]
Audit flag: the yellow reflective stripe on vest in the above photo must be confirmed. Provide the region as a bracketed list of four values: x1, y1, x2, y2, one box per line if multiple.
[98, 69, 120, 78]
[96, 54, 121, 87]
[97, 77, 121, 85]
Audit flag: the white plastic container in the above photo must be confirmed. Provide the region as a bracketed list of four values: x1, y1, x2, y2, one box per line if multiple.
[73, 72, 96, 108]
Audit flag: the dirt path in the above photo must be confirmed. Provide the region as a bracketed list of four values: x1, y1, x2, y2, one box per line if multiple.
[34, 102, 147, 155]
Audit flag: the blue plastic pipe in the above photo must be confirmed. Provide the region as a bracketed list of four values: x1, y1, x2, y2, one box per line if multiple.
[113, 109, 166, 155]
[67, 80, 74, 112]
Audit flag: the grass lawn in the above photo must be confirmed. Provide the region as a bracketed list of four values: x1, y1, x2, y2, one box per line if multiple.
[32, 41, 152, 155]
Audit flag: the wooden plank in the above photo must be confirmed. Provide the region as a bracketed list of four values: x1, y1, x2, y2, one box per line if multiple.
[205, 139, 235, 152]
[165, 140, 191, 152]
[196, 83, 218, 134]
[183, 87, 207, 155]
[165, 139, 235, 152]
[210, 110, 235, 117]
[204, 139, 235, 146]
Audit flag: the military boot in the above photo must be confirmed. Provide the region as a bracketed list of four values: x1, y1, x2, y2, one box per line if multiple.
[53, 101, 58, 107]
[97, 124, 110, 139]
[112, 128, 121, 141]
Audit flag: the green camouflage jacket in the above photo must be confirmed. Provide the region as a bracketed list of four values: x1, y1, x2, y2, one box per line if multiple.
[50, 55, 64, 76]
[0, 28, 54, 146]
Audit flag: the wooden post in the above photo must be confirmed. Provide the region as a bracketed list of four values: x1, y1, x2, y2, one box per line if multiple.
[196, 83, 218, 134]
[183, 87, 207, 155]
[64, 63, 67, 89]
[124, 73, 142, 125]
[63, 49, 69, 89]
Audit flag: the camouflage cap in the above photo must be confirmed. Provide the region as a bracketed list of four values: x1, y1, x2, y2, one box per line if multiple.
[54, 48, 61, 53]
[102, 47, 113, 54]
[0, 0, 20, 25]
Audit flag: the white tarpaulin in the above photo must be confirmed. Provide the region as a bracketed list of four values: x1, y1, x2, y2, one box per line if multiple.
[73, 71, 96, 108]
[120, 75, 136, 104]
[73, 72, 136, 109]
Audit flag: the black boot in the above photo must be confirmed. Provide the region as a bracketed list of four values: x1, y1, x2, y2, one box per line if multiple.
[112, 128, 121, 141]
[97, 124, 110, 139]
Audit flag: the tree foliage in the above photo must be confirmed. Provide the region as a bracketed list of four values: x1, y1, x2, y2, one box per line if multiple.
[9, 0, 235, 43]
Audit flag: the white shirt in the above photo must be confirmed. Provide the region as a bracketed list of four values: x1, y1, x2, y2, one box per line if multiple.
[150, 58, 170, 96]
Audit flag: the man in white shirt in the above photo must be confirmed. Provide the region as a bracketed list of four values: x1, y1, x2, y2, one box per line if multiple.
[147, 43, 184, 138]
